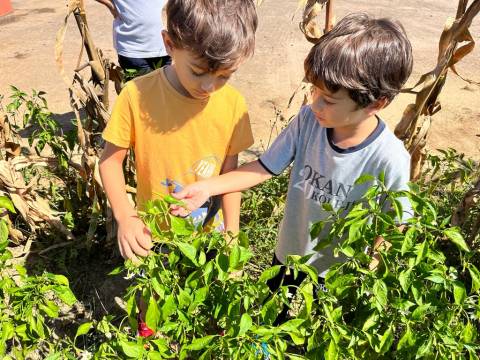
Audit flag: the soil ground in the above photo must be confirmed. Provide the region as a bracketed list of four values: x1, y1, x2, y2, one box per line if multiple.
[1, 0, 479, 159]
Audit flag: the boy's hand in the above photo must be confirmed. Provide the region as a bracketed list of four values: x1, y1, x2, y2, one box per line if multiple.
[170, 182, 211, 217]
[94, 0, 119, 18]
[117, 212, 153, 262]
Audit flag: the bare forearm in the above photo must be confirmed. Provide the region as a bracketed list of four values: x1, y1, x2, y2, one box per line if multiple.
[222, 192, 241, 234]
[99, 152, 135, 221]
[205, 160, 272, 197]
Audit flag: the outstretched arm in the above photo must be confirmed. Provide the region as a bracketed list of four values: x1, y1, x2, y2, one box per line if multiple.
[99, 142, 152, 262]
[171, 160, 272, 216]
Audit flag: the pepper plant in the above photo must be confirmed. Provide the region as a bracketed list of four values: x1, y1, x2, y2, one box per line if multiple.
[0, 195, 78, 359]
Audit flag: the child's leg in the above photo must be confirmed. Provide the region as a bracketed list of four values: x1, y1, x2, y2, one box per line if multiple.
[266, 254, 307, 325]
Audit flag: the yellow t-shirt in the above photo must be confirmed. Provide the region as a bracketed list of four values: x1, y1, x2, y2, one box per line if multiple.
[102, 68, 254, 222]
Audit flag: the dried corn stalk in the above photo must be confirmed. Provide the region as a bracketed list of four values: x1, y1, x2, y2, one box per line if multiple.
[395, 0, 480, 180]
[452, 177, 480, 244]
[56, 0, 125, 244]
[299, 0, 327, 43]
[0, 157, 75, 243]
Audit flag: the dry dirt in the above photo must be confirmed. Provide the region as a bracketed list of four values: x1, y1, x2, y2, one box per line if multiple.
[1, 0, 479, 159]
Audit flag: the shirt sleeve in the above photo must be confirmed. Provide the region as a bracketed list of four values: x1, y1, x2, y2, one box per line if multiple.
[258, 107, 304, 175]
[102, 83, 135, 148]
[226, 95, 254, 156]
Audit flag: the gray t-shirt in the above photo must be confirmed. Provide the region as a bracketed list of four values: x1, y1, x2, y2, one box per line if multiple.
[259, 106, 411, 276]
[113, 0, 167, 58]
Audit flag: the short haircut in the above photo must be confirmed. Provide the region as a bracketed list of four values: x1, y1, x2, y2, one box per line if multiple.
[304, 13, 413, 107]
[166, 0, 258, 71]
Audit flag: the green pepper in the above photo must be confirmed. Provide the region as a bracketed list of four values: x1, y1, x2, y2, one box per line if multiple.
[163, 194, 187, 207]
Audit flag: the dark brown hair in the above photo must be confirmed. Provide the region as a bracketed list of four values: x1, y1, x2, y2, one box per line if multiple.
[166, 0, 258, 71]
[304, 13, 413, 107]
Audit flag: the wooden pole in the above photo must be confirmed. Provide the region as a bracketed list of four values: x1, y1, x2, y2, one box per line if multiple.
[325, 0, 334, 32]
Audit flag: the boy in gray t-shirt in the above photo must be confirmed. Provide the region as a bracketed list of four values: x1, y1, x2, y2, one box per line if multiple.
[172, 13, 413, 323]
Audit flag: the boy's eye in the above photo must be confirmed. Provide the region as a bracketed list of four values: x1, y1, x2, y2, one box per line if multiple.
[324, 98, 334, 105]
[191, 69, 206, 77]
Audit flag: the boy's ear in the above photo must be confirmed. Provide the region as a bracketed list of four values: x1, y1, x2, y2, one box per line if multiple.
[162, 30, 176, 56]
[365, 97, 388, 116]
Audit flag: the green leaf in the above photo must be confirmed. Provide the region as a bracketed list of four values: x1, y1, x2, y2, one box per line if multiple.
[378, 326, 394, 354]
[216, 253, 229, 273]
[53, 274, 70, 286]
[75, 322, 93, 339]
[322, 203, 334, 212]
[146, 296, 160, 331]
[238, 231, 249, 248]
[469, 264, 480, 293]
[310, 221, 324, 239]
[163, 194, 186, 206]
[300, 283, 314, 314]
[325, 339, 338, 360]
[259, 265, 282, 283]
[313, 235, 333, 251]
[411, 304, 430, 321]
[161, 294, 177, 320]
[401, 227, 416, 255]
[170, 216, 194, 236]
[39, 300, 59, 318]
[398, 269, 412, 293]
[347, 217, 368, 245]
[355, 174, 375, 185]
[373, 279, 388, 308]
[238, 313, 253, 336]
[108, 266, 124, 275]
[229, 245, 241, 270]
[0, 196, 15, 213]
[415, 241, 429, 265]
[280, 319, 305, 333]
[444, 228, 470, 252]
[461, 322, 475, 343]
[362, 312, 379, 332]
[0, 221, 9, 250]
[54, 286, 77, 306]
[416, 336, 433, 356]
[397, 325, 414, 350]
[177, 242, 197, 264]
[425, 274, 445, 284]
[452, 280, 467, 305]
[120, 340, 144, 358]
[298, 264, 318, 284]
[186, 335, 216, 351]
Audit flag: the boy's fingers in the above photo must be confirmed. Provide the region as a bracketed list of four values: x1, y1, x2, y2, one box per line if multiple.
[131, 239, 149, 257]
[123, 242, 135, 261]
[139, 230, 153, 250]
[172, 189, 187, 199]
[118, 240, 126, 259]
[172, 207, 190, 217]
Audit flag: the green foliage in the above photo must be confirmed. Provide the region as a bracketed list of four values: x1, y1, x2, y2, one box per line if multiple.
[0, 196, 78, 359]
[241, 173, 289, 277]
[418, 148, 480, 249]
[84, 199, 308, 359]
[6, 86, 77, 171]
[301, 177, 479, 359]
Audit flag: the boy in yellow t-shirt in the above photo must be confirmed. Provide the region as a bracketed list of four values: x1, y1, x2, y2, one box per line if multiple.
[99, 0, 258, 262]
